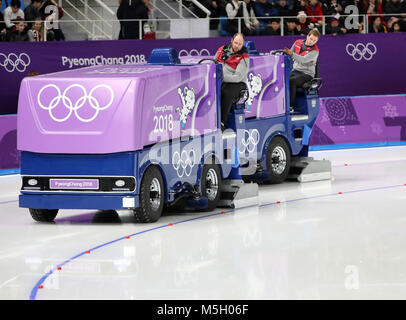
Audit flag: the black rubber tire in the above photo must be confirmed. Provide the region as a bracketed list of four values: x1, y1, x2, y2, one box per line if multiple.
[266, 136, 291, 184]
[134, 166, 164, 223]
[29, 208, 59, 222]
[201, 164, 222, 211]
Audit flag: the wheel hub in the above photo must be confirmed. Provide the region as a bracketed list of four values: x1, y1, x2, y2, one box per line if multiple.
[271, 146, 287, 175]
[205, 168, 219, 201]
[149, 178, 161, 210]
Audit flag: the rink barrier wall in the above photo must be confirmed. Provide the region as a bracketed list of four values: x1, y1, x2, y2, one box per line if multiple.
[1, 33, 406, 115]
[1, 93, 406, 175]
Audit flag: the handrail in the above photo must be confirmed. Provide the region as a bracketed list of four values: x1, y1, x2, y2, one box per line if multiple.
[153, 0, 184, 18]
[18, 12, 405, 42]
[150, 0, 172, 20]
[77, 0, 113, 29]
[22, 12, 405, 24]
[58, 11, 91, 36]
[62, 0, 111, 39]
[94, 0, 115, 16]
[188, 0, 211, 17]
[174, 0, 199, 19]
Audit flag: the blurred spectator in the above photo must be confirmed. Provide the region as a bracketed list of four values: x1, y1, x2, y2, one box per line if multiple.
[117, 0, 148, 39]
[384, 0, 406, 21]
[254, 0, 279, 32]
[296, 10, 312, 34]
[264, 17, 281, 34]
[224, 0, 255, 36]
[321, 0, 343, 17]
[6, 16, 27, 40]
[3, 0, 24, 30]
[364, 0, 384, 24]
[388, 20, 401, 31]
[369, 15, 388, 31]
[27, 17, 43, 41]
[40, 0, 64, 40]
[305, 0, 323, 29]
[24, 0, 42, 29]
[285, 17, 300, 34]
[325, 16, 347, 34]
[276, 0, 294, 17]
[213, 0, 228, 16]
[243, 0, 261, 34]
[0, 0, 6, 40]
[1, 0, 25, 12]
[192, 0, 215, 18]
[293, 0, 308, 16]
[141, 0, 155, 39]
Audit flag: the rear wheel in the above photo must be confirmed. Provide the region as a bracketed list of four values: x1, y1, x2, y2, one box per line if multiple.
[134, 166, 164, 223]
[266, 137, 291, 184]
[29, 208, 59, 222]
[201, 164, 222, 211]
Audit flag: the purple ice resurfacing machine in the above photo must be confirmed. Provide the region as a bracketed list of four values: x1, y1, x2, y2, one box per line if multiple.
[17, 44, 331, 223]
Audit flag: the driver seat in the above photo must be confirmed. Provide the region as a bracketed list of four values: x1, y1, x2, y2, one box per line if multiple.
[231, 84, 249, 110]
[300, 62, 322, 94]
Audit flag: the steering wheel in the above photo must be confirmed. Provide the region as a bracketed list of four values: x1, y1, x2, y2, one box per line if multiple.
[270, 50, 288, 56]
[198, 58, 218, 64]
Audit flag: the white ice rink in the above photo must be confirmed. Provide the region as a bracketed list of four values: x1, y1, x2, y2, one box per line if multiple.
[1, 146, 406, 300]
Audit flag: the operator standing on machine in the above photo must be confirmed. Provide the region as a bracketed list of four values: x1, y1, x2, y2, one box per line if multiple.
[215, 33, 250, 131]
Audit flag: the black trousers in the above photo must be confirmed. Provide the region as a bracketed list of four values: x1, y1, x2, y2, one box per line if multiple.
[221, 82, 247, 125]
[289, 70, 313, 110]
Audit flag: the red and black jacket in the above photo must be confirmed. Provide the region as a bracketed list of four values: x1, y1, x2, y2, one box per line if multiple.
[215, 44, 249, 70]
[293, 39, 319, 59]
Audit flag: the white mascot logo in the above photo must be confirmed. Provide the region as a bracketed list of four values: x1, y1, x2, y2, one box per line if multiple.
[177, 86, 195, 130]
[245, 73, 262, 111]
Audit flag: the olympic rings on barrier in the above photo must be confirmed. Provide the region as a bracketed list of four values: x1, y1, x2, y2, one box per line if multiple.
[37, 84, 114, 123]
[178, 49, 211, 57]
[172, 149, 196, 178]
[345, 42, 377, 61]
[0, 53, 31, 73]
[239, 129, 260, 154]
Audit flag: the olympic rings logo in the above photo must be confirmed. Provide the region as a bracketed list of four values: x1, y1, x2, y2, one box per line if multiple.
[239, 129, 260, 154]
[0, 53, 31, 73]
[37, 84, 114, 123]
[178, 49, 211, 57]
[345, 42, 377, 61]
[172, 149, 196, 178]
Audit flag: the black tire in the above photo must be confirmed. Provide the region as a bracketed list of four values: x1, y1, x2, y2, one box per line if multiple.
[201, 164, 222, 211]
[266, 136, 291, 184]
[134, 166, 164, 223]
[29, 208, 59, 222]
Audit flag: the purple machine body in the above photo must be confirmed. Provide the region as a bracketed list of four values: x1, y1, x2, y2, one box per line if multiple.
[18, 64, 217, 154]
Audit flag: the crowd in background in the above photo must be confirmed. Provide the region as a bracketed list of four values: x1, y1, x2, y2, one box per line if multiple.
[0, 0, 65, 42]
[1, 0, 405, 42]
[190, 0, 406, 35]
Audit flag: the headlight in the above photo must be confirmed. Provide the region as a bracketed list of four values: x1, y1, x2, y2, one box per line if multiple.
[28, 179, 38, 186]
[115, 180, 126, 187]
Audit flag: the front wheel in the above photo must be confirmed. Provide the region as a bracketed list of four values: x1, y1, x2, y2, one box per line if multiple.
[266, 137, 291, 184]
[201, 164, 222, 211]
[29, 208, 59, 222]
[134, 166, 164, 223]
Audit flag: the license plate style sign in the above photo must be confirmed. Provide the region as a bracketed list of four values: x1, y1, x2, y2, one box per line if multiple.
[50, 179, 99, 190]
